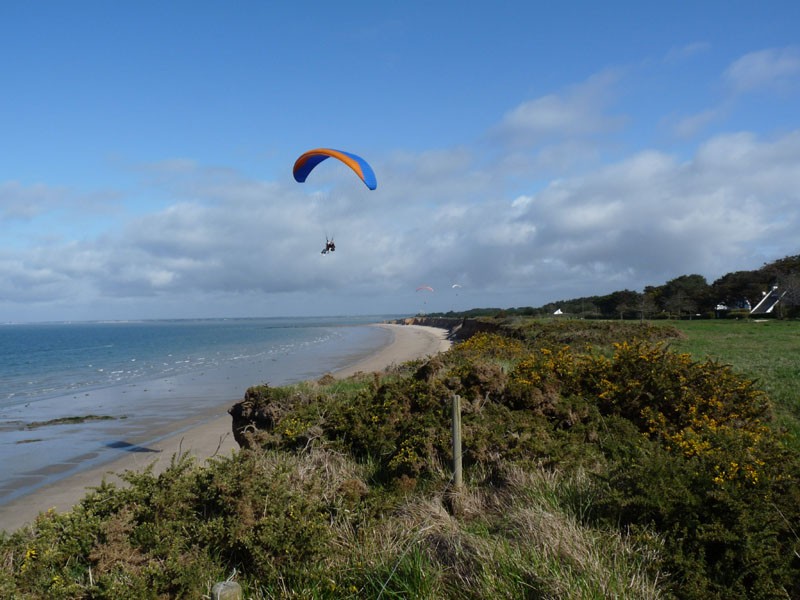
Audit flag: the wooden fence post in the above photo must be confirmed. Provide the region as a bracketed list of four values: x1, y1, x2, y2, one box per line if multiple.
[452, 394, 462, 489]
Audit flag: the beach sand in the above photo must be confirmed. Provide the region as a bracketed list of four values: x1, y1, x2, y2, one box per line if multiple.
[0, 323, 450, 533]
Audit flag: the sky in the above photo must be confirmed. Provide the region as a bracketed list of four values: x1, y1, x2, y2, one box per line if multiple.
[1, 1, 799, 322]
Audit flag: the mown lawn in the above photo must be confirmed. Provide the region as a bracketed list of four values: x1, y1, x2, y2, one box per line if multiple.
[667, 318, 800, 446]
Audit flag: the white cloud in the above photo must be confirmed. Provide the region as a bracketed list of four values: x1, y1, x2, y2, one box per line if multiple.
[511, 130, 800, 288]
[671, 108, 723, 139]
[4, 60, 800, 321]
[724, 47, 800, 93]
[5, 125, 800, 318]
[664, 42, 711, 64]
[0, 182, 69, 221]
[665, 47, 800, 141]
[491, 70, 626, 148]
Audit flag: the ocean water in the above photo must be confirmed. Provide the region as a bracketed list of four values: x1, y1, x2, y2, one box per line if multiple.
[0, 316, 398, 505]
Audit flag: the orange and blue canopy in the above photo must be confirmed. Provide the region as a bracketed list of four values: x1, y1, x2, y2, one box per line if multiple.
[293, 148, 377, 190]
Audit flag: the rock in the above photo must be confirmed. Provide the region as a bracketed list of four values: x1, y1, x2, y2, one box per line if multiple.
[228, 384, 287, 449]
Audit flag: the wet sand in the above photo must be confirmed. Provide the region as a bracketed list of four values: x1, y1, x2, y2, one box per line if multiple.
[0, 324, 450, 533]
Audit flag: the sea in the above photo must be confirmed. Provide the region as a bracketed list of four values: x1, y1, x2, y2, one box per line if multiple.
[0, 316, 400, 505]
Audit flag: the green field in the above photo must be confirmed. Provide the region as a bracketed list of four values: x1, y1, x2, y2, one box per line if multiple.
[668, 319, 800, 445]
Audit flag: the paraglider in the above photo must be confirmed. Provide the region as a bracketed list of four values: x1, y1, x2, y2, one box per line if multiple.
[293, 148, 377, 254]
[416, 285, 434, 310]
[321, 236, 336, 255]
[293, 148, 377, 190]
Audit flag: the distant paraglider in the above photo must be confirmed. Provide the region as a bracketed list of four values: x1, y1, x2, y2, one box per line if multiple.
[321, 236, 336, 255]
[293, 148, 377, 190]
[416, 285, 434, 310]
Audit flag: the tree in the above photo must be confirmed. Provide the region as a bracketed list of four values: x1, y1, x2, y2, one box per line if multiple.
[638, 293, 659, 321]
[664, 292, 697, 319]
[778, 272, 800, 317]
[661, 274, 709, 317]
[711, 270, 769, 310]
[608, 290, 641, 320]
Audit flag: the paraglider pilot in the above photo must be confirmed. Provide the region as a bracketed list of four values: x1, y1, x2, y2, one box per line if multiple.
[321, 237, 336, 254]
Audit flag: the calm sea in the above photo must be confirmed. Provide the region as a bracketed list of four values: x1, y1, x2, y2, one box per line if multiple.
[0, 316, 399, 505]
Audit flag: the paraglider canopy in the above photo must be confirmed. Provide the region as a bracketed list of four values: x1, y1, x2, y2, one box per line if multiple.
[416, 285, 434, 292]
[293, 148, 377, 190]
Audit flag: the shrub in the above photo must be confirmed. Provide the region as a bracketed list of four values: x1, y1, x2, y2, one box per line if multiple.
[7, 325, 798, 598]
[578, 341, 800, 599]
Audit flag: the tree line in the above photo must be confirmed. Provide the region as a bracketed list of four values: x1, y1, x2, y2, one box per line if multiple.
[437, 254, 800, 320]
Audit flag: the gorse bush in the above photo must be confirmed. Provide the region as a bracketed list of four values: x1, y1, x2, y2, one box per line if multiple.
[3, 320, 799, 599]
[1, 450, 366, 598]
[0, 448, 663, 599]
[569, 340, 800, 598]
[233, 330, 800, 598]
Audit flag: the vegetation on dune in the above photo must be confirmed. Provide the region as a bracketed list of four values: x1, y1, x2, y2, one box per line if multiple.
[2, 320, 799, 599]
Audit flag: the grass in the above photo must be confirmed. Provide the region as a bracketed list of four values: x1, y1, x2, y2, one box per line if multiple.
[667, 318, 800, 446]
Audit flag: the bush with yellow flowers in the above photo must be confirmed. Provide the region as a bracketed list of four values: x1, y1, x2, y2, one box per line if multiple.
[5, 321, 798, 599]
[574, 340, 800, 599]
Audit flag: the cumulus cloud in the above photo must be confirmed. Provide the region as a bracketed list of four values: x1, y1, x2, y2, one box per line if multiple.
[5, 125, 800, 318]
[3, 66, 800, 320]
[510, 130, 800, 289]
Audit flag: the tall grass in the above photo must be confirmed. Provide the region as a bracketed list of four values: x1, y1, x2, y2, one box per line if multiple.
[0, 446, 664, 598]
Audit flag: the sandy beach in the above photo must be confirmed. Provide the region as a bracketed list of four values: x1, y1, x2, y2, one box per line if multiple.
[0, 323, 450, 533]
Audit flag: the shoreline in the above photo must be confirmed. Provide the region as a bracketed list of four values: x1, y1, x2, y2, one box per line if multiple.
[0, 323, 451, 533]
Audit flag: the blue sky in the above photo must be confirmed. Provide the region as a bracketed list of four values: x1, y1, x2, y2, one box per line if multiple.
[1, 1, 799, 321]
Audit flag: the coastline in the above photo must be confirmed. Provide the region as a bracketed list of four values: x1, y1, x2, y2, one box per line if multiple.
[0, 323, 451, 533]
